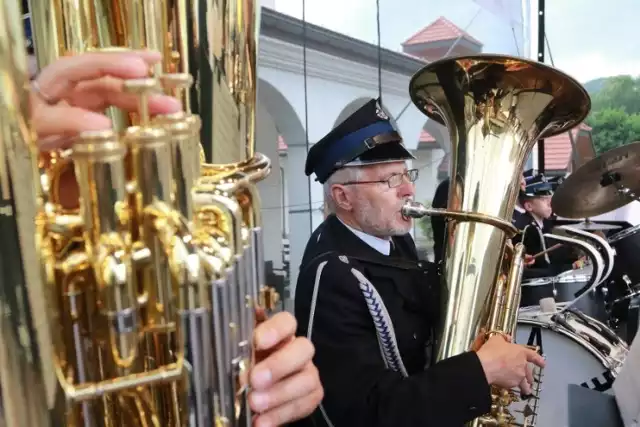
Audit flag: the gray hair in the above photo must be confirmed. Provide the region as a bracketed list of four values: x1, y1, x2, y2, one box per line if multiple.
[323, 167, 363, 214]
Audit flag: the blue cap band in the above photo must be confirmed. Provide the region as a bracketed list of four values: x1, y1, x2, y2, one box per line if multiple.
[315, 121, 396, 182]
[525, 181, 553, 195]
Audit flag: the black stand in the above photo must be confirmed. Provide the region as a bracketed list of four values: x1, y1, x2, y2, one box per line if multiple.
[537, 0, 546, 173]
[568, 384, 624, 427]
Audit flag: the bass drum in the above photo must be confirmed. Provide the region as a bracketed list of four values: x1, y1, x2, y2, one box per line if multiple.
[511, 307, 628, 427]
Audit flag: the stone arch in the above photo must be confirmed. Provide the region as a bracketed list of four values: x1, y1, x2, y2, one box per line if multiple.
[254, 78, 307, 281]
[257, 78, 306, 148]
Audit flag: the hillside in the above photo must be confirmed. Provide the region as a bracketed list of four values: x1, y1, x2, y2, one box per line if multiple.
[583, 77, 609, 95]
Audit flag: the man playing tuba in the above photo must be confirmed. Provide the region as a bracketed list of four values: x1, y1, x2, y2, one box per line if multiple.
[292, 98, 545, 427]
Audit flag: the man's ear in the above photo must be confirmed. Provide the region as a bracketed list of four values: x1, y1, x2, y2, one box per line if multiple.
[523, 199, 533, 212]
[331, 184, 353, 211]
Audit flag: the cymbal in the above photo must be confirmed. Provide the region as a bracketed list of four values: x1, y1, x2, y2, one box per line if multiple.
[567, 221, 622, 232]
[552, 141, 640, 218]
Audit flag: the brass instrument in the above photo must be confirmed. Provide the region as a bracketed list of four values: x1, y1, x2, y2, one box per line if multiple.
[0, 0, 273, 425]
[402, 54, 590, 426]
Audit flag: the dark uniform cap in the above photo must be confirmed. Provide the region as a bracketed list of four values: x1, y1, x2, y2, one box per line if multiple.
[522, 173, 553, 198]
[547, 175, 565, 191]
[304, 97, 415, 184]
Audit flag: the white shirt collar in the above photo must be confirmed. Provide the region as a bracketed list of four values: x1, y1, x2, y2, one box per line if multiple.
[531, 213, 544, 228]
[337, 217, 391, 255]
[514, 204, 525, 213]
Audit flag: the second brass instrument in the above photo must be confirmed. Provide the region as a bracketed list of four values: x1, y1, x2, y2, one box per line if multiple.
[0, 0, 273, 426]
[402, 54, 590, 426]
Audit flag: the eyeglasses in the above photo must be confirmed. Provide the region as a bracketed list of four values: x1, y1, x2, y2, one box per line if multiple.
[339, 168, 419, 189]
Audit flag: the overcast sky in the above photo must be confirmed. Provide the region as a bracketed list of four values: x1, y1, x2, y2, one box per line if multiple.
[272, 0, 639, 83]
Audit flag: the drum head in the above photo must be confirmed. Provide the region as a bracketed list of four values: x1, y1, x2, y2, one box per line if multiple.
[512, 316, 623, 427]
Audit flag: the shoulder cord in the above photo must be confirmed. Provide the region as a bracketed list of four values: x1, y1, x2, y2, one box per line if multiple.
[523, 223, 550, 264]
[306, 257, 408, 426]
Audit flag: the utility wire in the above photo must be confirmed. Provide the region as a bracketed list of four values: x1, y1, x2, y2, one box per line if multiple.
[301, 0, 313, 235]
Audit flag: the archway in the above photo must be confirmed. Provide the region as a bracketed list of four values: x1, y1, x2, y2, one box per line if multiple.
[255, 78, 307, 307]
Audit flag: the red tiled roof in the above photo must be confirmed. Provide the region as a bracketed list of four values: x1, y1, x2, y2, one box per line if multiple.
[543, 123, 592, 170]
[419, 129, 436, 144]
[428, 123, 592, 173]
[402, 16, 482, 47]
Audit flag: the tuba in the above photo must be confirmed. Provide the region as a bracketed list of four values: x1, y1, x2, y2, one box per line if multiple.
[401, 55, 590, 426]
[0, 0, 274, 426]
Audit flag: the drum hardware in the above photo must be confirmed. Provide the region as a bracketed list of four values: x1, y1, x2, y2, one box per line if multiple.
[515, 307, 629, 427]
[551, 226, 617, 319]
[603, 225, 640, 326]
[553, 224, 616, 285]
[552, 141, 640, 218]
[567, 219, 623, 232]
[521, 265, 612, 322]
[551, 313, 612, 355]
[518, 307, 628, 370]
[564, 308, 624, 346]
[605, 276, 640, 311]
[608, 224, 640, 244]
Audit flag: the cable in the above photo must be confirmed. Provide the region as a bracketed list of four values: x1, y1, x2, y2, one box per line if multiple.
[376, 0, 382, 99]
[302, 0, 313, 235]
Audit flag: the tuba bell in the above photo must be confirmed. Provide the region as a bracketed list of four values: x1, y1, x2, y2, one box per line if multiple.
[401, 54, 590, 426]
[0, 0, 273, 426]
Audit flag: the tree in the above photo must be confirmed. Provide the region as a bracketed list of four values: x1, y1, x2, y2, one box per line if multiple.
[587, 75, 640, 153]
[589, 108, 640, 153]
[590, 76, 640, 114]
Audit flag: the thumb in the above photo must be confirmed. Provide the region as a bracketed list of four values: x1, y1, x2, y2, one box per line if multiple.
[254, 306, 267, 325]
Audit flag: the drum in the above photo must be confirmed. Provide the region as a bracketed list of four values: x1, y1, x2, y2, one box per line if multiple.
[512, 307, 628, 427]
[606, 225, 640, 322]
[520, 266, 609, 322]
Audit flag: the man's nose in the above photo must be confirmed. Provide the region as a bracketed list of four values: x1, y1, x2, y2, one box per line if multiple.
[398, 179, 415, 198]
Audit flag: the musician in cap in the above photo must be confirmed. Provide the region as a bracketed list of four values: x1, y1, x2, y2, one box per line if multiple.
[513, 172, 577, 277]
[512, 169, 534, 226]
[293, 97, 545, 427]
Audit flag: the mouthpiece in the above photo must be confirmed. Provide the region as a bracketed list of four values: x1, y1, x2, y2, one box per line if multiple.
[400, 201, 431, 219]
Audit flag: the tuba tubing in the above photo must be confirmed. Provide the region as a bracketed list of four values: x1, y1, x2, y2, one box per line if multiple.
[402, 54, 591, 427]
[1, 0, 276, 426]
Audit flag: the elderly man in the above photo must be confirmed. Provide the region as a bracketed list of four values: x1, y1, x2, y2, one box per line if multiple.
[292, 98, 545, 427]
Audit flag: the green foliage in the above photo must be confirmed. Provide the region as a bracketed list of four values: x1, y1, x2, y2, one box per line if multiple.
[586, 75, 640, 153]
[583, 77, 608, 95]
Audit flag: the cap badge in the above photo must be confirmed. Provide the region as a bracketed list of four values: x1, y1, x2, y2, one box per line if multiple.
[376, 103, 389, 120]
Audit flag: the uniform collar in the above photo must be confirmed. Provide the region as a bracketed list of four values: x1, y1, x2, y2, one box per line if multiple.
[337, 217, 391, 255]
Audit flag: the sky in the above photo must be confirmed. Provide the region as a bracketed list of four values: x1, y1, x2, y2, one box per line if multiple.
[271, 0, 639, 84]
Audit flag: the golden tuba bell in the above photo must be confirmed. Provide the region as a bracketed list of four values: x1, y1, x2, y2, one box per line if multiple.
[0, 0, 274, 426]
[401, 55, 590, 426]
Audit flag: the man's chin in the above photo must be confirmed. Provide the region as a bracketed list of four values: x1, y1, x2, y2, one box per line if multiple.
[391, 220, 412, 236]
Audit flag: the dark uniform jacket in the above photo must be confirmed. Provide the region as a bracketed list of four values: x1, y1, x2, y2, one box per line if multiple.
[291, 214, 492, 427]
[512, 211, 575, 278]
[431, 178, 449, 265]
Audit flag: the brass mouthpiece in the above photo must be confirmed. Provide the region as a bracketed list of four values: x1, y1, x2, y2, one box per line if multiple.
[400, 200, 432, 219]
